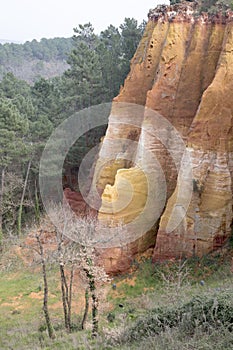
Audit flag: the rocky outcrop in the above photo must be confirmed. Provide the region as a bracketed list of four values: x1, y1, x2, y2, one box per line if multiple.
[89, 2, 233, 273]
[154, 19, 233, 260]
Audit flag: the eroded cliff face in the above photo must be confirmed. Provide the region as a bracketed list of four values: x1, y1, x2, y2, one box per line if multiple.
[91, 2, 233, 273]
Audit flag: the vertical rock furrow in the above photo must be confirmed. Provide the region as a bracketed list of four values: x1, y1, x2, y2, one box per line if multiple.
[89, 3, 233, 273]
[153, 22, 233, 260]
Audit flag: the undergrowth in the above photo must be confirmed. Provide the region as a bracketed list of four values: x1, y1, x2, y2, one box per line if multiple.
[0, 243, 232, 349]
[123, 291, 233, 342]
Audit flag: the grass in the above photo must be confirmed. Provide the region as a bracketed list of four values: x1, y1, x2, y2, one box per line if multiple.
[0, 242, 232, 349]
[0, 264, 62, 349]
[117, 327, 233, 350]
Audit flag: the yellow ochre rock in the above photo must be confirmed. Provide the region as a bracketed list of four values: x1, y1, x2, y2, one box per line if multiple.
[99, 166, 148, 224]
[90, 2, 233, 273]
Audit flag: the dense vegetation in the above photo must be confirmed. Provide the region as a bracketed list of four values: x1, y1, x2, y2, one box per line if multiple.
[0, 37, 72, 63]
[198, 0, 233, 13]
[0, 37, 72, 82]
[0, 20, 145, 83]
[0, 19, 145, 238]
[170, 0, 233, 13]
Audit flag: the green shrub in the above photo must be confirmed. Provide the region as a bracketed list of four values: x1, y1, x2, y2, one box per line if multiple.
[179, 293, 233, 333]
[124, 291, 233, 342]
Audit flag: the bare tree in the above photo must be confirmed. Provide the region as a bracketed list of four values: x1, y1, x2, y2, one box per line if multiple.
[35, 230, 56, 339]
[78, 242, 108, 337]
[54, 228, 75, 333]
[24, 221, 74, 338]
[48, 205, 110, 338]
[34, 178, 40, 224]
[159, 258, 190, 295]
[17, 159, 31, 236]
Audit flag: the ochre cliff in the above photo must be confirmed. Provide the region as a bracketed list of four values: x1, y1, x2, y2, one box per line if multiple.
[88, 3, 233, 273]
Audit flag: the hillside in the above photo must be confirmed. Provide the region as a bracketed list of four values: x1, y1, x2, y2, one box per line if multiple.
[0, 37, 72, 83]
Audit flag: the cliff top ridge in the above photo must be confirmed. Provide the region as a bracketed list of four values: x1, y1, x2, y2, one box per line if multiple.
[148, 1, 233, 23]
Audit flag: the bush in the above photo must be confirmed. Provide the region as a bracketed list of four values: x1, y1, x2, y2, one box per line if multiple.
[124, 291, 233, 342]
[199, 0, 233, 14]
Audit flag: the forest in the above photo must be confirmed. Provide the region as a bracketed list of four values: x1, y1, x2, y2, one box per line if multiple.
[0, 37, 72, 82]
[0, 18, 145, 239]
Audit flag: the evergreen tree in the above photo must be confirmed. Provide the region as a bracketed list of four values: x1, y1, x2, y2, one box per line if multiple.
[65, 24, 106, 110]
[98, 25, 122, 99]
[120, 18, 145, 78]
[73, 23, 96, 49]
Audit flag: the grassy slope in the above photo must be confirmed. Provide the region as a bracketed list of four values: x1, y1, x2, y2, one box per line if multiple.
[0, 242, 232, 350]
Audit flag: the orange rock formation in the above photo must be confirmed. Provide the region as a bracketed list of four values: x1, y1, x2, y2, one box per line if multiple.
[89, 2, 233, 273]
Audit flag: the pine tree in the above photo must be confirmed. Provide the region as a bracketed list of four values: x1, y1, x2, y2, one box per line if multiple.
[119, 18, 145, 79]
[65, 24, 106, 111]
[98, 25, 122, 99]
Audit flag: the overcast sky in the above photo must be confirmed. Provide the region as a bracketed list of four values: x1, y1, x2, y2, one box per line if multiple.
[0, 0, 168, 42]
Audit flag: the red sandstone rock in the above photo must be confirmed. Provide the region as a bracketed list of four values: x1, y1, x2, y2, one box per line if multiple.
[63, 188, 97, 217]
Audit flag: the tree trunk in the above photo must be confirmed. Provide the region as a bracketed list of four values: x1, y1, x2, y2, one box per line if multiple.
[57, 231, 74, 333]
[36, 234, 55, 339]
[67, 264, 74, 331]
[81, 287, 89, 330]
[0, 167, 5, 237]
[59, 263, 70, 332]
[34, 178, 40, 224]
[91, 283, 98, 338]
[84, 266, 98, 338]
[17, 159, 31, 236]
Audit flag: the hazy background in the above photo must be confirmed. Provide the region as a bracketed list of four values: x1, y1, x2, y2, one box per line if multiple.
[0, 0, 167, 42]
